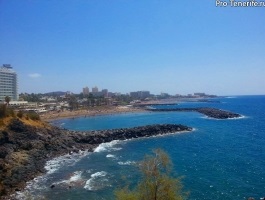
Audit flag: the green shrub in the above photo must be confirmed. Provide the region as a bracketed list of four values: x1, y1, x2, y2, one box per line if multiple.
[27, 112, 40, 121]
[0, 105, 15, 118]
[17, 110, 23, 118]
[115, 149, 187, 200]
[0, 104, 7, 118]
[7, 108, 15, 117]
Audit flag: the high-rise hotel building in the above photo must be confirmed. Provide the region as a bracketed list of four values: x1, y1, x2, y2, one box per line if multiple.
[0, 64, 18, 101]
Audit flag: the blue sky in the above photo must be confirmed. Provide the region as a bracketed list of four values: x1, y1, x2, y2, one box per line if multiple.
[0, 0, 264, 95]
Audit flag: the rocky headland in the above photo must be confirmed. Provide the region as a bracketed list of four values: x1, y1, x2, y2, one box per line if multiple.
[146, 107, 241, 119]
[0, 118, 192, 199]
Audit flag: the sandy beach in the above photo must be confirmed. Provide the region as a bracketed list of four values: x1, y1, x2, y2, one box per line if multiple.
[40, 105, 145, 121]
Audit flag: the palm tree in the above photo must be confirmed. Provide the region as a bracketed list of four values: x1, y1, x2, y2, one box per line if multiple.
[68, 96, 78, 110]
[5, 96, 11, 106]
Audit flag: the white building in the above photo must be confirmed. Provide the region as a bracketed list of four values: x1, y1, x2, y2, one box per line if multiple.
[0, 64, 18, 101]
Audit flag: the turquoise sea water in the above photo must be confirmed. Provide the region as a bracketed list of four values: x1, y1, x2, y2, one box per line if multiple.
[22, 96, 265, 200]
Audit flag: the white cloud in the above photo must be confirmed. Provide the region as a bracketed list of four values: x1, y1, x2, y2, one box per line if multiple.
[28, 73, 41, 78]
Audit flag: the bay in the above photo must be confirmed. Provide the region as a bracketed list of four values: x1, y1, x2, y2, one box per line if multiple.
[21, 96, 265, 200]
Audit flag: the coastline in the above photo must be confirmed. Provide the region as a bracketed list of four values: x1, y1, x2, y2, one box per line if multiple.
[39, 103, 242, 122]
[40, 106, 146, 122]
[16, 127, 194, 199]
[0, 118, 191, 199]
[0, 103, 241, 199]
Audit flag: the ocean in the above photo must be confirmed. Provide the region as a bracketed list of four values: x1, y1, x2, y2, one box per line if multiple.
[19, 95, 265, 200]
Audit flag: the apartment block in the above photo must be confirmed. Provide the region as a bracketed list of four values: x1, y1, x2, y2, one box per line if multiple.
[0, 64, 18, 101]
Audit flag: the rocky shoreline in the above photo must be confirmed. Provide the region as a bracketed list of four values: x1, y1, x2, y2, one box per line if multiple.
[0, 119, 192, 199]
[146, 107, 241, 119]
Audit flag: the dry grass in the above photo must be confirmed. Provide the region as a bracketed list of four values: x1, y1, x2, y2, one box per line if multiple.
[0, 116, 13, 130]
[20, 117, 50, 128]
[0, 115, 50, 130]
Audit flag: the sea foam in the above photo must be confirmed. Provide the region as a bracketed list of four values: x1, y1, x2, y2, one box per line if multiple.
[14, 150, 91, 199]
[106, 154, 116, 158]
[94, 140, 122, 153]
[55, 171, 84, 185]
[44, 152, 89, 174]
[84, 171, 108, 191]
[118, 161, 136, 165]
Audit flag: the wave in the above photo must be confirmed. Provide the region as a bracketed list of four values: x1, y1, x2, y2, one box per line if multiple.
[202, 115, 247, 120]
[44, 171, 86, 191]
[118, 161, 136, 165]
[68, 171, 83, 182]
[106, 154, 116, 158]
[94, 140, 122, 153]
[14, 151, 91, 199]
[55, 171, 84, 186]
[227, 115, 247, 120]
[45, 150, 91, 174]
[84, 171, 108, 191]
[15, 192, 45, 200]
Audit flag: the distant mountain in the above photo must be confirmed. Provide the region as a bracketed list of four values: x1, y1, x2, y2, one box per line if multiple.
[44, 91, 66, 96]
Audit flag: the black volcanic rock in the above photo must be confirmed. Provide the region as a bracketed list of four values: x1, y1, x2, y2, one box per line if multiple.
[0, 119, 191, 199]
[196, 108, 241, 119]
[146, 107, 241, 119]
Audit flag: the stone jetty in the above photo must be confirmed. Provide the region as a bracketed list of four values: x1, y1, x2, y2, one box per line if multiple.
[0, 119, 192, 198]
[146, 107, 241, 119]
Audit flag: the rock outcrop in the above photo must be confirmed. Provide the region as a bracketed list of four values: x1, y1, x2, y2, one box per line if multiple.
[196, 108, 241, 119]
[0, 119, 192, 199]
[146, 107, 241, 119]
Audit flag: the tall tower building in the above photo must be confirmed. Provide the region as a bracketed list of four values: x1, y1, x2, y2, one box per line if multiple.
[92, 86, 98, 93]
[0, 64, 18, 101]
[83, 87, 89, 95]
[102, 89, 108, 97]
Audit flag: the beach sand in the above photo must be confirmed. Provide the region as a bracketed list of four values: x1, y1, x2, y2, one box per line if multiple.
[40, 106, 145, 121]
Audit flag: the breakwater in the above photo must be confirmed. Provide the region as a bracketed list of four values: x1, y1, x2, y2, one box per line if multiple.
[146, 107, 241, 119]
[133, 103, 178, 107]
[0, 119, 192, 198]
